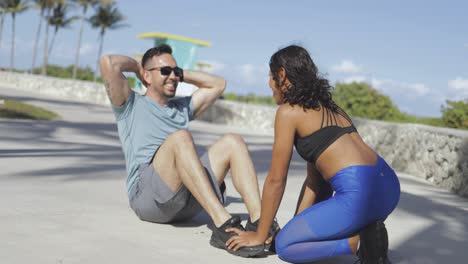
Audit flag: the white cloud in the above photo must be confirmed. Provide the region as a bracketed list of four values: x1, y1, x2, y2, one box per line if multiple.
[337, 76, 431, 97]
[335, 75, 439, 116]
[79, 43, 96, 56]
[448, 77, 468, 91]
[370, 78, 383, 88]
[343, 75, 366, 84]
[408, 83, 430, 96]
[447, 77, 468, 100]
[239, 64, 257, 85]
[237, 63, 269, 86]
[47, 41, 100, 62]
[370, 78, 430, 97]
[202, 60, 226, 74]
[331, 60, 362, 74]
[206, 62, 270, 94]
[368, 78, 443, 116]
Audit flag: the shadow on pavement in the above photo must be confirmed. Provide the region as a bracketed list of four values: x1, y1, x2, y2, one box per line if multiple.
[1, 117, 307, 181]
[456, 139, 468, 198]
[391, 186, 468, 264]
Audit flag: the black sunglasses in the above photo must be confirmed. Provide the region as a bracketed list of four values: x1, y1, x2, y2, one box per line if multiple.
[146, 66, 183, 78]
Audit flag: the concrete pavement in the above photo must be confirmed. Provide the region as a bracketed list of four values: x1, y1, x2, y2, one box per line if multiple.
[1, 86, 467, 264]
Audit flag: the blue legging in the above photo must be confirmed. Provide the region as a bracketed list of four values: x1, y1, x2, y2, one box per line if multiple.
[275, 156, 400, 263]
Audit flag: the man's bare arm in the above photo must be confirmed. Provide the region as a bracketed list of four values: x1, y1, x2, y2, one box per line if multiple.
[100, 55, 144, 106]
[185, 70, 226, 118]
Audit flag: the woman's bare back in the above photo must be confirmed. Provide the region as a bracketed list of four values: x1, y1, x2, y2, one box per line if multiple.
[291, 105, 377, 180]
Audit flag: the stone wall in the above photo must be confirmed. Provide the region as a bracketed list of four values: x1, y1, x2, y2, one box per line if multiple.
[199, 100, 277, 134]
[1, 71, 467, 197]
[354, 119, 468, 198]
[0, 71, 110, 105]
[200, 100, 468, 198]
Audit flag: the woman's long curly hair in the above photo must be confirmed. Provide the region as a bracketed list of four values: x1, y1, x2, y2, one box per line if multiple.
[269, 45, 336, 111]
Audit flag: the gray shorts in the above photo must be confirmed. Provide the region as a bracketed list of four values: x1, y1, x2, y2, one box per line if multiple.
[128, 152, 224, 224]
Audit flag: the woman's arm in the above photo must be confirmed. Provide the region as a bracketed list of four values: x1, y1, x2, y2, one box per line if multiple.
[295, 162, 333, 215]
[226, 105, 297, 250]
[294, 163, 320, 215]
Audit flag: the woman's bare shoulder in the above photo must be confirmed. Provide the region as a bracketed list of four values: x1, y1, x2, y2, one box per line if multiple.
[276, 103, 303, 116]
[277, 103, 321, 119]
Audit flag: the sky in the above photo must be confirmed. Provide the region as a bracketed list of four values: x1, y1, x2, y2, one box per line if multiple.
[0, 0, 467, 117]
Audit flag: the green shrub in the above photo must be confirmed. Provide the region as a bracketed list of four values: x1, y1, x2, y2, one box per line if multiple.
[441, 99, 468, 129]
[216, 82, 467, 129]
[127, 77, 136, 88]
[332, 82, 407, 121]
[0, 98, 59, 120]
[32, 65, 102, 82]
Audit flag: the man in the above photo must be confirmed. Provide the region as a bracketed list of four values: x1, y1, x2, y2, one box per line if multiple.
[100, 44, 277, 257]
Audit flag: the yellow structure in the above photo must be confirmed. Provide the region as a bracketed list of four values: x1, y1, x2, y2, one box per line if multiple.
[137, 32, 211, 70]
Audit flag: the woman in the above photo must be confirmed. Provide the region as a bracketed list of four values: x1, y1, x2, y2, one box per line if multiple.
[226, 45, 400, 263]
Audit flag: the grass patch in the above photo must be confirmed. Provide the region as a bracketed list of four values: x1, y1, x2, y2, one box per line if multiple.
[0, 98, 60, 120]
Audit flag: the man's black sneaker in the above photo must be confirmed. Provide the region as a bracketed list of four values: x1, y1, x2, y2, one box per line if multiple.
[356, 221, 391, 264]
[245, 218, 280, 252]
[210, 215, 265, 257]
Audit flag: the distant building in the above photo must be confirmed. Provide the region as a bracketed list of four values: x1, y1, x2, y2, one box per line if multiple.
[135, 32, 212, 96]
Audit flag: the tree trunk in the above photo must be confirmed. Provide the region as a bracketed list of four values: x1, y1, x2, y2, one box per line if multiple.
[10, 13, 16, 70]
[41, 9, 50, 76]
[31, 8, 44, 74]
[48, 27, 58, 56]
[94, 31, 104, 82]
[0, 13, 5, 51]
[72, 12, 85, 80]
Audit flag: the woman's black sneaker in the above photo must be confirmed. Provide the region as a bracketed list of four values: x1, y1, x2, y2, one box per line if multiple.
[245, 218, 280, 253]
[210, 216, 265, 257]
[356, 221, 391, 264]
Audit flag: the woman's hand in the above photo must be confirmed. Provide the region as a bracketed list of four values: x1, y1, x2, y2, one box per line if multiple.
[225, 228, 264, 251]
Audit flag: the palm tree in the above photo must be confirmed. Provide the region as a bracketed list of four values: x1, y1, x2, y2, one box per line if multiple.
[89, 1, 126, 81]
[41, 0, 60, 75]
[0, 1, 8, 52]
[41, 6, 50, 75]
[71, 0, 96, 79]
[31, 0, 55, 74]
[48, 2, 77, 56]
[7, 0, 29, 70]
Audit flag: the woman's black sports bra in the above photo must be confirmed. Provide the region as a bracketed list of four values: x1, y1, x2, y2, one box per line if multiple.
[294, 106, 357, 164]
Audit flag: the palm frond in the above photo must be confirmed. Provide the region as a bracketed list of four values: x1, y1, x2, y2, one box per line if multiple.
[5, 0, 30, 14]
[88, 2, 126, 32]
[48, 2, 77, 29]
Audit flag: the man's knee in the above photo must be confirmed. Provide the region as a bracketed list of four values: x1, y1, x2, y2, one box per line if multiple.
[220, 133, 246, 150]
[167, 130, 194, 145]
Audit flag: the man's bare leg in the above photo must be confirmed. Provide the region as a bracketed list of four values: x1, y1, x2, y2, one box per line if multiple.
[152, 130, 231, 227]
[207, 133, 261, 222]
